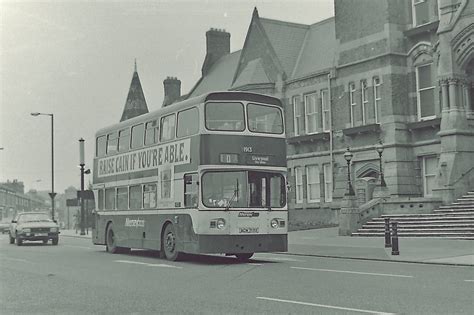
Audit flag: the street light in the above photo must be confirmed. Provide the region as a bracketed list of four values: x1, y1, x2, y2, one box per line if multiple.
[343, 147, 355, 196]
[375, 141, 387, 187]
[79, 138, 86, 236]
[30, 112, 56, 221]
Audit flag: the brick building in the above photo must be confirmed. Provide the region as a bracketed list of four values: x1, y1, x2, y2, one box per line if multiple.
[125, 0, 473, 230]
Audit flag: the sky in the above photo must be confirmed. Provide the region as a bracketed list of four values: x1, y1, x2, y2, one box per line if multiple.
[0, 0, 334, 193]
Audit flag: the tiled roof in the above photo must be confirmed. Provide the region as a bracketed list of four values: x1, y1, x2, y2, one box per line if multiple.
[120, 70, 149, 122]
[291, 17, 336, 79]
[189, 50, 241, 98]
[232, 58, 271, 89]
[259, 18, 309, 77]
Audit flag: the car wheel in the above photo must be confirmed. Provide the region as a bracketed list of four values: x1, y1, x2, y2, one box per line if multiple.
[16, 235, 23, 246]
[52, 238, 59, 245]
[9, 233, 15, 244]
[235, 253, 254, 262]
[161, 223, 182, 261]
[43, 239, 48, 244]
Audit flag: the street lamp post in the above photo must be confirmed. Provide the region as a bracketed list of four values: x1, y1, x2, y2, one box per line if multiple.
[343, 147, 355, 196]
[375, 141, 387, 187]
[79, 138, 86, 236]
[31, 112, 56, 221]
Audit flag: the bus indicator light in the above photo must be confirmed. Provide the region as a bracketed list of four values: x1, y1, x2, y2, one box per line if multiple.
[220, 153, 239, 164]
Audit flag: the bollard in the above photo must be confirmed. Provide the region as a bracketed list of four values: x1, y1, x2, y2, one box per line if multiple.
[391, 221, 399, 255]
[384, 217, 391, 248]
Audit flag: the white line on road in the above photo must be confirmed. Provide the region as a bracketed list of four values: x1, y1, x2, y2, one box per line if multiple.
[254, 255, 305, 262]
[247, 263, 263, 266]
[464, 280, 474, 282]
[115, 260, 182, 269]
[63, 245, 94, 250]
[0, 257, 31, 263]
[291, 266, 413, 278]
[257, 297, 395, 314]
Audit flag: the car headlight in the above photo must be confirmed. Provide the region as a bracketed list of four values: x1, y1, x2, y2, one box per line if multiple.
[270, 219, 279, 229]
[22, 228, 31, 233]
[216, 218, 226, 230]
[50, 227, 58, 232]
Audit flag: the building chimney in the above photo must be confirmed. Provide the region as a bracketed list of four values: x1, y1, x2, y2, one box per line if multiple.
[201, 28, 230, 76]
[162, 77, 181, 107]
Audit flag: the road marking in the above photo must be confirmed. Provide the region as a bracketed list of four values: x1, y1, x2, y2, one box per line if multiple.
[0, 257, 31, 263]
[257, 297, 395, 314]
[464, 280, 474, 282]
[63, 245, 93, 250]
[247, 263, 263, 266]
[115, 260, 182, 269]
[291, 266, 413, 278]
[254, 255, 305, 262]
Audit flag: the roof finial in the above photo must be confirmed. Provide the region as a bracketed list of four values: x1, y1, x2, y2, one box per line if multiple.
[134, 58, 137, 72]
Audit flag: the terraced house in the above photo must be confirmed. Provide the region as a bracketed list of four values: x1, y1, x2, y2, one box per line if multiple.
[121, 0, 473, 234]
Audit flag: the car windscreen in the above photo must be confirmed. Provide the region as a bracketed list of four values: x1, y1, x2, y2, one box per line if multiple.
[18, 213, 51, 222]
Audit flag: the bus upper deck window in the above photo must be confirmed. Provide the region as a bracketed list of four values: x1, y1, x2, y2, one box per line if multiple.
[247, 103, 283, 134]
[118, 128, 130, 152]
[177, 108, 199, 138]
[145, 120, 159, 145]
[96, 136, 106, 157]
[131, 124, 145, 149]
[205, 102, 245, 131]
[107, 133, 118, 155]
[160, 114, 176, 142]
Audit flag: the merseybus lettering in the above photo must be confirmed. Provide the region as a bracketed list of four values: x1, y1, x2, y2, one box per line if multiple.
[98, 138, 190, 177]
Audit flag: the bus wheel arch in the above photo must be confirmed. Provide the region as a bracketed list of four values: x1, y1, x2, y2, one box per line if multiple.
[160, 222, 182, 261]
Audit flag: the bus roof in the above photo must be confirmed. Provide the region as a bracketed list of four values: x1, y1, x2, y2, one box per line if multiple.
[95, 91, 282, 137]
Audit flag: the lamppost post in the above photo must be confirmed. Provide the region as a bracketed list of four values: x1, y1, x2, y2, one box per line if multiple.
[79, 138, 86, 236]
[375, 141, 387, 187]
[31, 112, 56, 221]
[343, 147, 355, 196]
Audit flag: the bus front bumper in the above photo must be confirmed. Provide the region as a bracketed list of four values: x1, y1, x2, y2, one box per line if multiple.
[189, 234, 287, 254]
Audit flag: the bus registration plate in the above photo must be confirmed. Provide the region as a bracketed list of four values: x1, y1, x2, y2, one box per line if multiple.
[239, 227, 259, 233]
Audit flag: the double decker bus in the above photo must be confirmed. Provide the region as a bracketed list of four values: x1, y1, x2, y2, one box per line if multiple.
[92, 91, 287, 261]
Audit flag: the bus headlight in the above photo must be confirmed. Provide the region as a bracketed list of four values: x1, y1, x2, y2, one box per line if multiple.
[270, 219, 279, 229]
[216, 218, 226, 230]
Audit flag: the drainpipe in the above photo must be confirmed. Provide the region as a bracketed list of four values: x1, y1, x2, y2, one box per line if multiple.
[328, 72, 334, 190]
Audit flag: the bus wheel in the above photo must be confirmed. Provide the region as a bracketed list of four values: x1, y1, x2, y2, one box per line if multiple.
[162, 224, 181, 261]
[235, 253, 253, 262]
[106, 224, 118, 254]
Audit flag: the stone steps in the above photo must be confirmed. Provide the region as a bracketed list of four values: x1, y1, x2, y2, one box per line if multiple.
[352, 191, 474, 239]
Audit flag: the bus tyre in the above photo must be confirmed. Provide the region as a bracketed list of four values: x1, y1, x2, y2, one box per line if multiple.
[106, 224, 119, 254]
[162, 223, 181, 261]
[235, 253, 253, 262]
[9, 233, 15, 244]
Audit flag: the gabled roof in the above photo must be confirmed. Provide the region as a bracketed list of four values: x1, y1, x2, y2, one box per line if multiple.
[188, 50, 241, 98]
[120, 65, 149, 122]
[291, 17, 336, 79]
[232, 58, 271, 89]
[259, 18, 309, 77]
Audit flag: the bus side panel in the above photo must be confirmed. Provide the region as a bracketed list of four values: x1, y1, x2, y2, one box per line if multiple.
[92, 212, 107, 245]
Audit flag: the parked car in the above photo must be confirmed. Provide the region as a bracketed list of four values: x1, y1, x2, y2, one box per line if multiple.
[9, 212, 60, 246]
[0, 221, 9, 234]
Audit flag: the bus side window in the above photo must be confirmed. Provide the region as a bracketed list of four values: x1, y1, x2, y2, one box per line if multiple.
[98, 189, 104, 210]
[160, 114, 176, 142]
[105, 188, 115, 210]
[96, 136, 107, 157]
[131, 124, 145, 149]
[129, 185, 142, 209]
[145, 120, 159, 145]
[118, 128, 130, 152]
[143, 184, 157, 208]
[116, 187, 128, 210]
[184, 174, 198, 208]
[107, 132, 118, 155]
[177, 108, 199, 138]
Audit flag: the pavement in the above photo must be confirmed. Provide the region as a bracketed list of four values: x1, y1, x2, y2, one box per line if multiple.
[59, 227, 474, 266]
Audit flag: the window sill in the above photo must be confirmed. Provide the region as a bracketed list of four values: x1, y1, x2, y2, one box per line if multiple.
[404, 21, 439, 37]
[407, 117, 441, 131]
[343, 123, 380, 137]
[287, 132, 330, 144]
